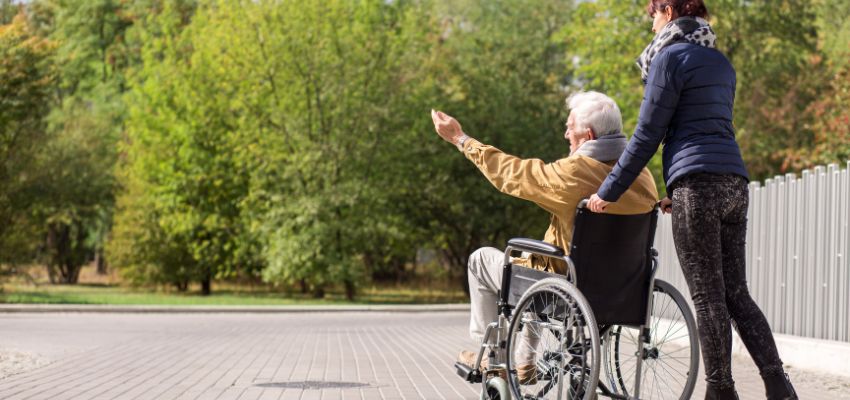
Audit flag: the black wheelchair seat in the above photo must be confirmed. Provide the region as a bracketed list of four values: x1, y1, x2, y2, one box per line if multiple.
[503, 205, 658, 326]
[569, 206, 658, 326]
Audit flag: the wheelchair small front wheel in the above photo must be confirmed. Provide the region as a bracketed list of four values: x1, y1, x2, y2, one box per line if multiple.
[481, 376, 510, 400]
[505, 277, 600, 400]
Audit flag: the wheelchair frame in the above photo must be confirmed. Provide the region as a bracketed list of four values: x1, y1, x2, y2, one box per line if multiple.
[455, 202, 698, 400]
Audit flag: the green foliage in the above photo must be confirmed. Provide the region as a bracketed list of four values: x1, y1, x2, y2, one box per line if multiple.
[0, 11, 56, 266]
[5, 0, 849, 299]
[563, 0, 849, 185]
[563, 0, 650, 124]
[403, 0, 575, 284]
[209, 0, 419, 298]
[708, 0, 820, 179]
[0, 0, 19, 24]
[115, 0, 261, 295]
[0, 280, 466, 305]
[562, 0, 667, 194]
[25, 0, 135, 283]
[111, 0, 578, 298]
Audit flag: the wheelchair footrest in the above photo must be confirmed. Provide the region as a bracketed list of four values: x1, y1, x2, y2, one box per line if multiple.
[454, 362, 482, 383]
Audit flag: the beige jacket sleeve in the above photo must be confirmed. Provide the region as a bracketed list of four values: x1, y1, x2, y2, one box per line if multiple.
[461, 138, 572, 215]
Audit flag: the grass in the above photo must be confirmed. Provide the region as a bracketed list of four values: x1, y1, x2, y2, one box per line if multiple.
[0, 265, 467, 306]
[0, 283, 467, 305]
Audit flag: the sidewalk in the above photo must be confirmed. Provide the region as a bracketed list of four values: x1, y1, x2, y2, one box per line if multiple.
[1, 311, 849, 399]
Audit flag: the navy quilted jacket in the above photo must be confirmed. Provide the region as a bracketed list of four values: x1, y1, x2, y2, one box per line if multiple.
[597, 42, 749, 201]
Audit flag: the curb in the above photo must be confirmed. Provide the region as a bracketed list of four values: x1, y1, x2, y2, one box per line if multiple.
[732, 331, 850, 379]
[0, 303, 471, 314]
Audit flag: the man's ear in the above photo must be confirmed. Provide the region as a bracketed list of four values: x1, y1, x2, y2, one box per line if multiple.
[587, 128, 597, 141]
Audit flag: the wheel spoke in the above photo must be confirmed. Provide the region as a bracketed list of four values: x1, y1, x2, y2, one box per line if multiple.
[605, 283, 698, 400]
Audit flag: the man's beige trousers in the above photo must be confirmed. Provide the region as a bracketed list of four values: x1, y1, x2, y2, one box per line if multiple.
[467, 247, 539, 365]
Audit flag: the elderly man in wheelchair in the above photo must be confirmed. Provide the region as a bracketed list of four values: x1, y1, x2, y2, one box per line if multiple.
[431, 92, 699, 400]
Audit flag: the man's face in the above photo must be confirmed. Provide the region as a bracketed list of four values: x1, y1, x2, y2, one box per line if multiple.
[565, 113, 592, 153]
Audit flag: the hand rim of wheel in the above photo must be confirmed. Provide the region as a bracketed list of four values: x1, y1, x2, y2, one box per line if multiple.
[505, 277, 601, 400]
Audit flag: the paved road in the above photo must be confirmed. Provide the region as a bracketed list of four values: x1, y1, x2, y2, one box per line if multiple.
[0, 312, 847, 399]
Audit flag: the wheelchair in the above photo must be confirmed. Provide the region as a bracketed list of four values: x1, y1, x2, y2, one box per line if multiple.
[454, 200, 699, 400]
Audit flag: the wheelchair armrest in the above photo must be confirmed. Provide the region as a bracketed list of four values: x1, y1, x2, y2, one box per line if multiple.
[506, 238, 565, 258]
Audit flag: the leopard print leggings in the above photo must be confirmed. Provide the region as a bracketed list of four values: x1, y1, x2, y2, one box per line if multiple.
[671, 173, 785, 390]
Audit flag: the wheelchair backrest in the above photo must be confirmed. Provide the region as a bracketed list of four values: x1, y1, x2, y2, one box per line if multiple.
[569, 206, 659, 326]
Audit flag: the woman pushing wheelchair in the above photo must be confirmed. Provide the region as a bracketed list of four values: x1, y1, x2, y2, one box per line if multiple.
[583, 0, 796, 399]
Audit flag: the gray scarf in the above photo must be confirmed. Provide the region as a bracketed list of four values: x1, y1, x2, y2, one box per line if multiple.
[637, 16, 716, 83]
[572, 133, 628, 162]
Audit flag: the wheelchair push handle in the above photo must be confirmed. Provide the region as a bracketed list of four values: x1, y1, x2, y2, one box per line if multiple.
[578, 198, 662, 213]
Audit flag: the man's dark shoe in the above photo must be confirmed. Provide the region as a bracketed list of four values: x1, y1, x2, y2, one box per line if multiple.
[705, 385, 739, 400]
[765, 373, 798, 400]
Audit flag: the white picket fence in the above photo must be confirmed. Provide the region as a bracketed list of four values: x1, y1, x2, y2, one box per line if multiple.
[653, 162, 850, 343]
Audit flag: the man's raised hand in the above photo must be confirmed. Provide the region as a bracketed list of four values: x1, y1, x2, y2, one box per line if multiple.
[430, 109, 464, 145]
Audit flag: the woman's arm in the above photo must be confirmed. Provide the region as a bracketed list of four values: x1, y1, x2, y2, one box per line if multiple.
[597, 50, 684, 202]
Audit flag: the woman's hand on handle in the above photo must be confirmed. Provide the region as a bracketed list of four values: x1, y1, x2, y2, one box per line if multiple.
[587, 193, 610, 213]
[659, 196, 673, 214]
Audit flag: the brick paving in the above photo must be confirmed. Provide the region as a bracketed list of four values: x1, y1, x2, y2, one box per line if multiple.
[0, 312, 848, 399]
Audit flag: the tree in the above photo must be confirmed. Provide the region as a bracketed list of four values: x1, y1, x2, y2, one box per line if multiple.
[230, 0, 423, 299]
[115, 0, 259, 295]
[16, 0, 136, 283]
[711, 0, 821, 180]
[0, 11, 55, 273]
[779, 0, 850, 170]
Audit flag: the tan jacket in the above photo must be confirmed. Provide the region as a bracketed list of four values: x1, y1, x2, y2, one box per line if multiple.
[461, 138, 659, 274]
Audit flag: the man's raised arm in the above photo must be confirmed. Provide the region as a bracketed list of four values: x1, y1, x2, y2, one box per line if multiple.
[430, 110, 568, 213]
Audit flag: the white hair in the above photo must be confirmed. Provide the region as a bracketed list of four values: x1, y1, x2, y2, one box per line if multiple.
[566, 91, 623, 137]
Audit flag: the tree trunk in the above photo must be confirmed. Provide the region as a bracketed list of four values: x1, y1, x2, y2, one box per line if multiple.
[45, 222, 85, 284]
[95, 248, 107, 275]
[462, 263, 471, 299]
[45, 224, 60, 284]
[312, 286, 325, 299]
[444, 246, 471, 299]
[201, 271, 211, 296]
[300, 278, 308, 294]
[344, 279, 356, 301]
[68, 259, 82, 284]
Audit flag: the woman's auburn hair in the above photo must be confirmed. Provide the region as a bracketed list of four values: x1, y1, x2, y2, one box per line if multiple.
[646, 0, 709, 19]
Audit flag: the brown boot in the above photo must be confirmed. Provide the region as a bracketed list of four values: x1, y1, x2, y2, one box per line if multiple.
[458, 350, 481, 369]
[516, 363, 537, 385]
[457, 350, 507, 380]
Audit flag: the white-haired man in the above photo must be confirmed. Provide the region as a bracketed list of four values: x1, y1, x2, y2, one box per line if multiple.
[431, 91, 659, 383]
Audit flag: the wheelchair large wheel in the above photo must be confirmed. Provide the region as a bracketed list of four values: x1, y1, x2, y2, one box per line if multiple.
[506, 277, 600, 400]
[602, 279, 699, 400]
